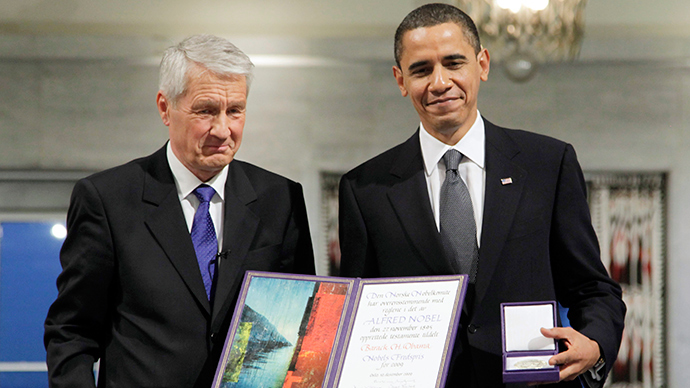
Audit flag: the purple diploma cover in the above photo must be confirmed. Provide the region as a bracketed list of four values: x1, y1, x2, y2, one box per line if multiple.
[212, 271, 468, 388]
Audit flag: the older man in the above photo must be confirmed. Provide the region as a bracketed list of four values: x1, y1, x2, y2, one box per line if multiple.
[45, 35, 315, 387]
[338, 4, 625, 387]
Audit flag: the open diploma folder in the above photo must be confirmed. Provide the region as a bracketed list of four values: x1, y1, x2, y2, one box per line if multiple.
[212, 271, 468, 388]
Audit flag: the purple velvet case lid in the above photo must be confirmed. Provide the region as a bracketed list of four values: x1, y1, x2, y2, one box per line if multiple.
[500, 301, 560, 384]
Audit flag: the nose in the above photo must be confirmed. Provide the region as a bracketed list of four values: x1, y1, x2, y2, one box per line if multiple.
[429, 66, 452, 93]
[210, 113, 232, 138]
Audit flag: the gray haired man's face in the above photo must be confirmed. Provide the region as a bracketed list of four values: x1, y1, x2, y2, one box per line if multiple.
[158, 66, 247, 181]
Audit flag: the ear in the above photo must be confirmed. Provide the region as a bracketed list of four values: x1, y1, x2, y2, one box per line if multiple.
[156, 92, 171, 126]
[392, 66, 409, 97]
[478, 48, 490, 82]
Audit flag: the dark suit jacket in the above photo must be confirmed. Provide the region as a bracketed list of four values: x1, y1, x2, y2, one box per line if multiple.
[44, 145, 315, 387]
[339, 119, 625, 388]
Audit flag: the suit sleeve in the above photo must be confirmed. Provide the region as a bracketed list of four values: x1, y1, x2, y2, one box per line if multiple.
[282, 181, 316, 275]
[338, 174, 378, 277]
[549, 144, 626, 381]
[44, 178, 114, 388]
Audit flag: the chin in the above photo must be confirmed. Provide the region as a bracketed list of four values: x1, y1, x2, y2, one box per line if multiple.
[432, 119, 464, 132]
[200, 155, 233, 169]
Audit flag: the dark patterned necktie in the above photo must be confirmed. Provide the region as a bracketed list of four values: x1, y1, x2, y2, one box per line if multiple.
[440, 149, 479, 283]
[191, 184, 217, 300]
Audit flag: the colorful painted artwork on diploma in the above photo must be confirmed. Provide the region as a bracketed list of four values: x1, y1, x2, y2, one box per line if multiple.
[220, 277, 348, 388]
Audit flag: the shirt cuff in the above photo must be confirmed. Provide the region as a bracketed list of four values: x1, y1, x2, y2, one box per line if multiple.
[581, 356, 605, 388]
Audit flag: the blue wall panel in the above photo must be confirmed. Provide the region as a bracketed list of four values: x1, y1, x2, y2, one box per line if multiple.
[0, 221, 64, 386]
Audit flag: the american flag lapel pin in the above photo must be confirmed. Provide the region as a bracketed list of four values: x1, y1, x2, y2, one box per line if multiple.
[501, 177, 513, 185]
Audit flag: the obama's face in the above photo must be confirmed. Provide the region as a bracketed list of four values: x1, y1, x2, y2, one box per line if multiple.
[394, 22, 489, 144]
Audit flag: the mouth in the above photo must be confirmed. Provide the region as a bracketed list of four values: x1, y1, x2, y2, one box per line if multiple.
[204, 143, 231, 153]
[426, 95, 463, 107]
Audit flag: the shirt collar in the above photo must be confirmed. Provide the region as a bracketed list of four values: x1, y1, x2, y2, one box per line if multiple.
[166, 141, 227, 201]
[420, 111, 486, 176]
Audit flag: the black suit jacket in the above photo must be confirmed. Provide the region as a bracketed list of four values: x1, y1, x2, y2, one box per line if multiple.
[45, 145, 315, 387]
[339, 119, 625, 388]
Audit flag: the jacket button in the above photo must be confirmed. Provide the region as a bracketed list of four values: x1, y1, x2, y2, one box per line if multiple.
[468, 324, 479, 334]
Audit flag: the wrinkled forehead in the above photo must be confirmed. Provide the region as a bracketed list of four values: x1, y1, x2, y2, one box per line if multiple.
[178, 65, 247, 102]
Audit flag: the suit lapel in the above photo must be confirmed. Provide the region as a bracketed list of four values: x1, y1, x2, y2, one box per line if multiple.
[387, 132, 456, 275]
[475, 121, 527, 307]
[212, 161, 260, 326]
[142, 148, 212, 315]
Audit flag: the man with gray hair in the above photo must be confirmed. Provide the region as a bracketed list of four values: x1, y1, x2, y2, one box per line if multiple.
[44, 34, 315, 387]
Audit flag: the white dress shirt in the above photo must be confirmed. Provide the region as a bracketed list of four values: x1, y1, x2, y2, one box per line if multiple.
[166, 142, 227, 251]
[419, 111, 486, 246]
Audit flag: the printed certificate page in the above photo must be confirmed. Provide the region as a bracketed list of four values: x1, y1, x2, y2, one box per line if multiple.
[335, 278, 464, 388]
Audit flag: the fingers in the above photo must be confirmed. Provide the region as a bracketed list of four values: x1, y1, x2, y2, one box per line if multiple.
[526, 356, 579, 385]
[539, 327, 601, 382]
[557, 362, 582, 381]
[540, 326, 574, 340]
[549, 351, 569, 367]
[548, 352, 588, 382]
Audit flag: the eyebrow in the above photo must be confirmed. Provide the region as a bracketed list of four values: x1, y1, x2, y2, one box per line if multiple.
[444, 54, 468, 62]
[407, 54, 468, 72]
[407, 60, 430, 72]
[192, 100, 220, 110]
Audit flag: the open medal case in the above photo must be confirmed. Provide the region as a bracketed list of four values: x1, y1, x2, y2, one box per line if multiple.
[501, 301, 560, 384]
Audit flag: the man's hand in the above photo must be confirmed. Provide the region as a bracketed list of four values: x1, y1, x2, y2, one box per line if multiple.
[541, 327, 601, 382]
